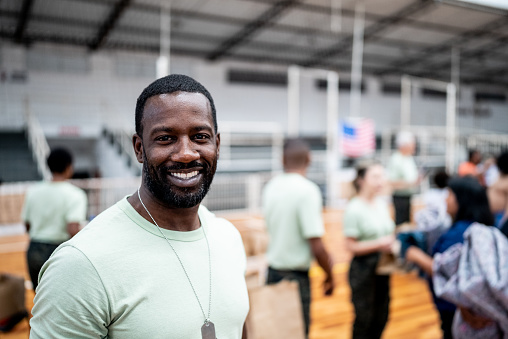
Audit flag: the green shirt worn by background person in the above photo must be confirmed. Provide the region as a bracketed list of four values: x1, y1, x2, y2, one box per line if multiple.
[263, 173, 325, 270]
[30, 198, 249, 339]
[21, 181, 87, 243]
[388, 151, 418, 196]
[343, 197, 395, 242]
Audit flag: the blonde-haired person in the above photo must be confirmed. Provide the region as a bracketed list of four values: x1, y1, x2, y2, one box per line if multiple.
[344, 162, 395, 339]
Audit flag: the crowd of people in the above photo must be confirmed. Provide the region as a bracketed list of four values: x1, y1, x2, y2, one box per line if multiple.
[341, 136, 508, 339]
[6, 74, 507, 338]
[263, 131, 508, 339]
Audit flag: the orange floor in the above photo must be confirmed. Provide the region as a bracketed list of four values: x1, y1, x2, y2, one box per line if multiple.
[0, 210, 442, 338]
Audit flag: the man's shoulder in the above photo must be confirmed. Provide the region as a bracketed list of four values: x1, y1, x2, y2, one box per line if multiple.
[200, 205, 240, 237]
[492, 176, 508, 191]
[287, 174, 320, 192]
[25, 181, 48, 196]
[62, 182, 87, 197]
[65, 202, 125, 249]
[199, 205, 245, 257]
[31, 181, 85, 199]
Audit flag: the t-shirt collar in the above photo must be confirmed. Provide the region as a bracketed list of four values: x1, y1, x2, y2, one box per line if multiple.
[118, 196, 207, 242]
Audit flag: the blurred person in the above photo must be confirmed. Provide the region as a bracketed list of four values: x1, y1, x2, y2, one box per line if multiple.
[458, 150, 482, 177]
[21, 147, 87, 290]
[30, 75, 249, 338]
[483, 154, 499, 187]
[388, 131, 420, 225]
[432, 223, 508, 339]
[458, 149, 490, 185]
[488, 151, 508, 235]
[344, 161, 395, 339]
[415, 171, 451, 254]
[263, 138, 335, 337]
[404, 176, 494, 339]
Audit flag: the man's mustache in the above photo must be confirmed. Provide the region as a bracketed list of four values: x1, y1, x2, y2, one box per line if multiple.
[162, 161, 206, 172]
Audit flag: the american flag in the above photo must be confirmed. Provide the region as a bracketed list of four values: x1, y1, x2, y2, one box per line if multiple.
[341, 118, 375, 158]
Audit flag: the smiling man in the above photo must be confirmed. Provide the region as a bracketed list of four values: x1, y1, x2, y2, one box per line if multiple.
[30, 75, 250, 338]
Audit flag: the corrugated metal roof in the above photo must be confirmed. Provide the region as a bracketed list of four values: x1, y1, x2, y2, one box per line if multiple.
[1, 0, 508, 87]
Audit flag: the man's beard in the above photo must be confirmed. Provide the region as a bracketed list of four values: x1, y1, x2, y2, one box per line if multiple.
[142, 150, 217, 209]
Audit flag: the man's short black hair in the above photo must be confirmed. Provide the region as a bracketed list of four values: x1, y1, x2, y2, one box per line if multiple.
[47, 148, 73, 174]
[497, 151, 508, 175]
[448, 176, 494, 226]
[135, 74, 217, 137]
[433, 171, 449, 189]
[468, 149, 479, 161]
[283, 138, 310, 170]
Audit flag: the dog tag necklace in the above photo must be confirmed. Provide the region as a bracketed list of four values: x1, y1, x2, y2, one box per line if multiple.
[138, 189, 216, 339]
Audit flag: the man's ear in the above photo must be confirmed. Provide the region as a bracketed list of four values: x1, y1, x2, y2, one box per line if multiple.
[133, 133, 144, 163]
[304, 152, 311, 167]
[216, 133, 220, 159]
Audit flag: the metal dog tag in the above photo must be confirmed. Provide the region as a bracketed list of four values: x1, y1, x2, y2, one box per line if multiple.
[201, 321, 216, 339]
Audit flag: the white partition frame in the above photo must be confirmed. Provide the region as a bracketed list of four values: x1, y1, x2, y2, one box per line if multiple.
[287, 66, 340, 207]
[400, 75, 457, 173]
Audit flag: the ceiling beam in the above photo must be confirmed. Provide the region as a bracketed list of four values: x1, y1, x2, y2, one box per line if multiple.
[206, 0, 298, 61]
[4, 29, 508, 88]
[375, 13, 508, 76]
[8, 8, 508, 63]
[53, 0, 508, 43]
[416, 34, 508, 77]
[65, 0, 505, 39]
[4, 7, 508, 74]
[14, 0, 35, 43]
[247, 0, 472, 35]
[301, 0, 434, 67]
[89, 0, 131, 51]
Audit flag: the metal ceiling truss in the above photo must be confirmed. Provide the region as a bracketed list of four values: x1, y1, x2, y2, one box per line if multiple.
[206, 0, 298, 61]
[419, 34, 508, 79]
[1, 0, 508, 88]
[300, 0, 435, 67]
[88, 0, 132, 51]
[376, 15, 508, 76]
[14, 0, 35, 42]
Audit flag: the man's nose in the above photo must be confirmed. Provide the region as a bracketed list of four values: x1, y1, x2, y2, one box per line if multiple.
[171, 137, 199, 163]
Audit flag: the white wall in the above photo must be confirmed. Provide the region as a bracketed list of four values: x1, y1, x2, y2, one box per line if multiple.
[1, 42, 507, 138]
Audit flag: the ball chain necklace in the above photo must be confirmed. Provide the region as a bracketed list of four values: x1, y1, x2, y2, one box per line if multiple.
[137, 189, 216, 339]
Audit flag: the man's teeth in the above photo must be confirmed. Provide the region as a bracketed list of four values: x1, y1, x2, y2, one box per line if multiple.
[171, 171, 199, 179]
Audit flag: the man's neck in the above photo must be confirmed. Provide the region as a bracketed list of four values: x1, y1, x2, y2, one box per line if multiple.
[284, 168, 307, 176]
[51, 174, 67, 182]
[128, 187, 201, 232]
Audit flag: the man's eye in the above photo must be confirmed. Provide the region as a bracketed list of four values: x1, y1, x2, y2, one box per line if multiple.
[156, 135, 172, 141]
[195, 134, 210, 140]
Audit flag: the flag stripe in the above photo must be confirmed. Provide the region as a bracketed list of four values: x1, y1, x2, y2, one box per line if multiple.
[342, 118, 375, 157]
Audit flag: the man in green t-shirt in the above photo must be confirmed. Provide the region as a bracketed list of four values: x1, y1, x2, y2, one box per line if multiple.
[30, 75, 249, 338]
[263, 138, 335, 336]
[21, 148, 87, 290]
[388, 131, 420, 225]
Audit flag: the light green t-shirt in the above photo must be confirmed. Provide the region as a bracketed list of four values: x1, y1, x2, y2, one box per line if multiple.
[388, 151, 418, 196]
[343, 197, 395, 241]
[30, 198, 249, 339]
[21, 181, 87, 243]
[262, 173, 324, 271]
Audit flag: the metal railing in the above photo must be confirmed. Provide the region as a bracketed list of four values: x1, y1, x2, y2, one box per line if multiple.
[467, 133, 508, 155]
[102, 127, 142, 175]
[375, 125, 506, 172]
[0, 173, 274, 227]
